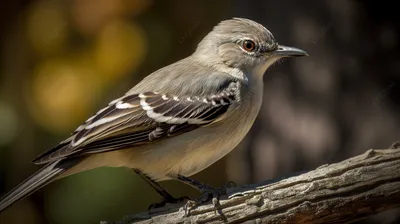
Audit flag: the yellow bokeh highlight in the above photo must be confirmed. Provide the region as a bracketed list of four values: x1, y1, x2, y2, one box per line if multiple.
[94, 20, 147, 80]
[26, 1, 68, 54]
[28, 60, 96, 133]
[72, 0, 152, 35]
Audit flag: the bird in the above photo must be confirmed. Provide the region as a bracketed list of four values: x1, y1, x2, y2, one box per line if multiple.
[0, 17, 307, 212]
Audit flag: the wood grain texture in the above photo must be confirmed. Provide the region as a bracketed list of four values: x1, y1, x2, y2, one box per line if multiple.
[102, 142, 400, 224]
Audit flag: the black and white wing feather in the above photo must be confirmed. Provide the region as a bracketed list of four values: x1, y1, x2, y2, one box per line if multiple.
[33, 81, 239, 164]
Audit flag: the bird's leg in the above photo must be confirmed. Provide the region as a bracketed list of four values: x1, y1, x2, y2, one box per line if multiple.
[133, 169, 189, 210]
[177, 174, 217, 197]
[177, 175, 236, 213]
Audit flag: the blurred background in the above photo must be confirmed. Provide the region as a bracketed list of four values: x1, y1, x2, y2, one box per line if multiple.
[0, 0, 399, 223]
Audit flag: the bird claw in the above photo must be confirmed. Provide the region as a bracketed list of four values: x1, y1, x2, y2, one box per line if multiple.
[183, 181, 237, 216]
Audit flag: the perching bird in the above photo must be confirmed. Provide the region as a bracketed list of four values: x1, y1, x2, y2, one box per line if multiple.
[0, 17, 307, 212]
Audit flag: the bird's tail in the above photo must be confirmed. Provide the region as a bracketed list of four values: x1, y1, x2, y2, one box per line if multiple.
[0, 158, 80, 212]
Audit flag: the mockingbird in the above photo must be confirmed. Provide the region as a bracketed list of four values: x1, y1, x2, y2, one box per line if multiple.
[0, 17, 307, 212]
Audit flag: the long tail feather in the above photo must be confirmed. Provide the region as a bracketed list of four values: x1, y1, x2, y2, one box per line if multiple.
[0, 158, 80, 212]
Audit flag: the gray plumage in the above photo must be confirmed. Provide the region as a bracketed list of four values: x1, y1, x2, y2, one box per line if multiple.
[0, 17, 307, 212]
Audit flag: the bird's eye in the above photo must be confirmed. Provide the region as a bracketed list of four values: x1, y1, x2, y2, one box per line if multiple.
[242, 40, 256, 52]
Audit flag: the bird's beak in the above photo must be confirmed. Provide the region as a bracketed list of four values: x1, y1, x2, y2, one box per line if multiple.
[272, 45, 308, 57]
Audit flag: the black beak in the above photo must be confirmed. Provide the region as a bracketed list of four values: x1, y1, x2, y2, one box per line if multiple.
[272, 45, 308, 57]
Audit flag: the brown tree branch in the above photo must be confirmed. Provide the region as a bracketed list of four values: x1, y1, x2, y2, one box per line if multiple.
[102, 142, 400, 224]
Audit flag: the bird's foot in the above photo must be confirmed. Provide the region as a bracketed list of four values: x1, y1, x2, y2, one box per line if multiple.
[148, 195, 190, 211]
[197, 181, 236, 204]
[183, 181, 237, 216]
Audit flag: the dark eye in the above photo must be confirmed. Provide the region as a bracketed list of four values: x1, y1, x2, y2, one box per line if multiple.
[242, 40, 256, 52]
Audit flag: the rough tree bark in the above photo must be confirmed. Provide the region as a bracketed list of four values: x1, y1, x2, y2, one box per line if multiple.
[102, 142, 400, 224]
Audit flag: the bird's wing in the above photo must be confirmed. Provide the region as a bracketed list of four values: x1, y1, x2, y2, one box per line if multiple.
[33, 81, 239, 165]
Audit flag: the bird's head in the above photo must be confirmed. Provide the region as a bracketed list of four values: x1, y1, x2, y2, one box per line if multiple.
[194, 18, 308, 78]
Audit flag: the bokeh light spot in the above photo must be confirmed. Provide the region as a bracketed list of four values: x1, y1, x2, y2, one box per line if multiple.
[95, 20, 147, 80]
[26, 1, 68, 54]
[28, 60, 94, 133]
